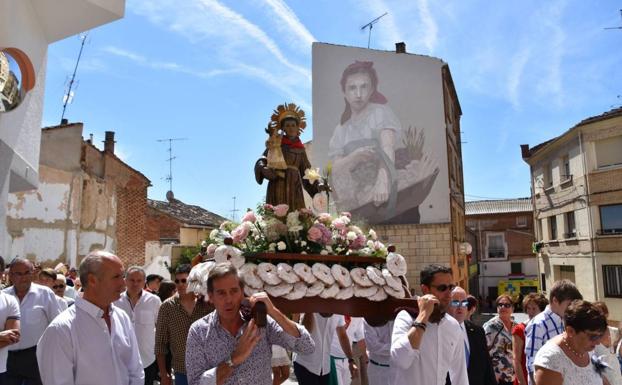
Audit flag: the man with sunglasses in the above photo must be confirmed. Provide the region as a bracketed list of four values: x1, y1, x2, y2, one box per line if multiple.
[391, 264, 468, 385]
[445, 286, 497, 385]
[155, 264, 213, 385]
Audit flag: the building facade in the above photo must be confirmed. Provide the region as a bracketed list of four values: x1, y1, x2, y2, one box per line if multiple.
[6, 123, 150, 268]
[1, 0, 125, 261]
[521, 107, 622, 322]
[466, 198, 536, 305]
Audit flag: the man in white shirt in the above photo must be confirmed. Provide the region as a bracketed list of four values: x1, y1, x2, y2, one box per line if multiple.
[330, 317, 366, 385]
[293, 313, 355, 385]
[115, 266, 161, 385]
[0, 256, 21, 382]
[363, 320, 393, 385]
[37, 250, 144, 385]
[391, 264, 468, 385]
[3, 258, 63, 385]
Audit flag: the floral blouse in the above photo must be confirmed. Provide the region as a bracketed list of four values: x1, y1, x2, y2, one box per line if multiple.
[483, 315, 516, 383]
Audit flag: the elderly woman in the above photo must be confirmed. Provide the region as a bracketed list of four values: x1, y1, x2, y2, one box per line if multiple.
[591, 302, 621, 385]
[534, 300, 610, 385]
[483, 294, 516, 385]
[512, 293, 548, 385]
[52, 273, 74, 308]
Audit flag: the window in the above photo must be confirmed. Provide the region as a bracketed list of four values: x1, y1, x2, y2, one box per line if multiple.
[541, 273, 547, 292]
[516, 216, 528, 228]
[511, 262, 523, 275]
[600, 204, 622, 234]
[549, 216, 558, 240]
[603, 265, 622, 297]
[562, 155, 570, 179]
[486, 233, 506, 259]
[595, 135, 622, 168]
[545, 164, 553, 187]
[565, 211, 576, 238]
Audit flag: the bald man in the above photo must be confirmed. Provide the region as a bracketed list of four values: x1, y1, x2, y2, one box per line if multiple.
[445, 287, 497, 385]
[37, 251, 144, 385]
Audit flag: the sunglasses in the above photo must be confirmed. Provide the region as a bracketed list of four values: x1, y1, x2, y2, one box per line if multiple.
[52, 285, 66, 290]
[174, 278, 187, 284]
[430, 284, 456, 292]
[449, 300, 469, 308]
[497, 303, 513, 308]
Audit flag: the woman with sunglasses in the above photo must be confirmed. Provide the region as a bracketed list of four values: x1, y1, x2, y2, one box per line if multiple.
[534, 300, 610, 385]
[483, 294, 517, 385]
[512, 293, 548, 385]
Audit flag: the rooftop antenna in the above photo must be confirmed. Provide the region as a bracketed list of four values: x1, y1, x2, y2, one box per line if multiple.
[611, 95, 622, 108]
[61, 32, 90, 123]
[604, 9, 622, 30]
[156, 137, 188, 199]
[361, 12, 388, 49]
[230, 196, 240, 222]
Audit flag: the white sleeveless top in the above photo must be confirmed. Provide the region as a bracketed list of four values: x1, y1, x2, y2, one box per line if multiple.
[533, 341, 603, 385]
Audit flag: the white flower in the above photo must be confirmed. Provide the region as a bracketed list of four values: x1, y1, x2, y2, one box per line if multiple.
[320, 250, 328, 255]
[369, 229, 377, 240]
[286, 211, 303, 232]
[326, 245, 333, 252]
[301, 251, 307, 254]
[347, 231, 357, 241]
[300, 241, 307, 247]
[303, 167, 322, 184]
[277, 241, 287, 251]
[367, 240, 375, 248]
[209, 229, 219, 240]
[268, 243, 276, 251]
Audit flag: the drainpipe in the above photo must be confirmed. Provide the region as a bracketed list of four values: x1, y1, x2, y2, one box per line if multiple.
[579, 131, 598, 301]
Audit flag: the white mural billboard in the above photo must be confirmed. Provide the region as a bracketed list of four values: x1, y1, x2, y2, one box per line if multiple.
[312, 43, 450, 225]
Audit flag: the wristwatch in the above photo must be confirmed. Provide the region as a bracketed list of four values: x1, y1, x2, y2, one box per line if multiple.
[347, 357, 355, 364]
[225, 356, 235, 368]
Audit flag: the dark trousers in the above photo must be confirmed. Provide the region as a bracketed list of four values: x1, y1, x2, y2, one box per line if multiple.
[5, 347, 42, 385]
[294, 362, 330, 385]
[144, 360, 158, 385]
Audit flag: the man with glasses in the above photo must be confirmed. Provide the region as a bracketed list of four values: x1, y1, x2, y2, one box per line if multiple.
[391, 264, 468, 385]
[524, 279, 582, 385]
[115, 266, 161, 385]
[155, 264, 213, 385]
[3, 258, 62, 385]
[445, 286, 496, 385]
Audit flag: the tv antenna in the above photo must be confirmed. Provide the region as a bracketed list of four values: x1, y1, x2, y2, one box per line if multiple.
[604, 9, 622, 30]
[61, 32, 90, 123]
[611, 95, 621, 108]
[156, 137, 188, 197]
[230, 196, 240, 222]
[361, 12, 388, 49]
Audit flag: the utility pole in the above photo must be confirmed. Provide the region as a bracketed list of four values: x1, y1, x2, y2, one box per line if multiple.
[361, 12, 388, 49]
[604, 9, 622, 30]
[61, 32, 89, 123]
[230, 196, 240, 222]
[156, 137, 187, 197]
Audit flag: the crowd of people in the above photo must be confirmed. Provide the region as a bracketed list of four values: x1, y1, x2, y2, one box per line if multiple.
[0, 252, 620, 385]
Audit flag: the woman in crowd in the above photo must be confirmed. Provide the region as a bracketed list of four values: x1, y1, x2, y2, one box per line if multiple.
[534, 300, 610, 385]
[591, 302, 621, 385]
[512, 293, 548, 385]
[466, 295, 478, 321]
[483, 294, 517, 385]
[157, 279, 177, 303]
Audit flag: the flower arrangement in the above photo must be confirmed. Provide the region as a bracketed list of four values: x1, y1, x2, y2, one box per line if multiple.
[206, 204, 388, 259]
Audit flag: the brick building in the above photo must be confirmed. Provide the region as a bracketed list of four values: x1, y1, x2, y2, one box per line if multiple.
[146, 194, 227, 246]
[465, 198, 536, 303]
[521, 107, 622, 322]
[6, 122, 150, 267]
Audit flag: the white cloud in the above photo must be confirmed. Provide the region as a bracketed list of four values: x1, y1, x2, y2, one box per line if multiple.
[507, 45, 531, 110]
[261, 0, 316, 53]
[417, 0, 438, 53]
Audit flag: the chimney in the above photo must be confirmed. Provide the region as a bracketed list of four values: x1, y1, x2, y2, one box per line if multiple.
[520, 144, 530, 159]
[396, 42, 406, 54]
[60, 118, 68, 125]
[104, 131, 116, 154]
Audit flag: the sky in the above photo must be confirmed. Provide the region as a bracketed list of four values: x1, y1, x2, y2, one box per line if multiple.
[41, 0, 622, 220]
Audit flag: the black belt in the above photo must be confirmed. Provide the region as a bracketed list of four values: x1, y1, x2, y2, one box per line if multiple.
[369, 359, 390, 367]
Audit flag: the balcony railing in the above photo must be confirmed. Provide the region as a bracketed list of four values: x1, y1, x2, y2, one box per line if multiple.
[597, 229, 622, 236]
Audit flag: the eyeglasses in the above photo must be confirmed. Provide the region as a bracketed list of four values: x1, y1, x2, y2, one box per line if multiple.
[52, 285, 65, 290]
[174, 278, 187, 284]
[430, 284, 456, 292]
[585, 332, 605, 342]
[449, 300, 470, 308]
[497, 303, 513, 308]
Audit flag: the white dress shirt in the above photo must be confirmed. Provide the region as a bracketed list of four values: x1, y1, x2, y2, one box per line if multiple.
[36, 297, 145, 385]
[114, 290, 161, 367]
[391, 311, 468, 385]
[330, 317, 364, 357]
[0, 292, 20, 373]
[364, 320, 394, 385]
[3, 283, 63, 350]
[293, 314, 345, 376]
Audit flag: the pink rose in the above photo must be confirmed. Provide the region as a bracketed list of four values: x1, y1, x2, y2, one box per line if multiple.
[206, 243, 217, 256]
[263, 204, 274, 212]
[332, 218, 346, 230]
[307, 226, 323, 243]
[274, 204, 289, 217]
[317, 213, 332, 225]
[231, 223, 250, 243]
[242, 211, 256, 223]
[340, 212, 352, 219]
